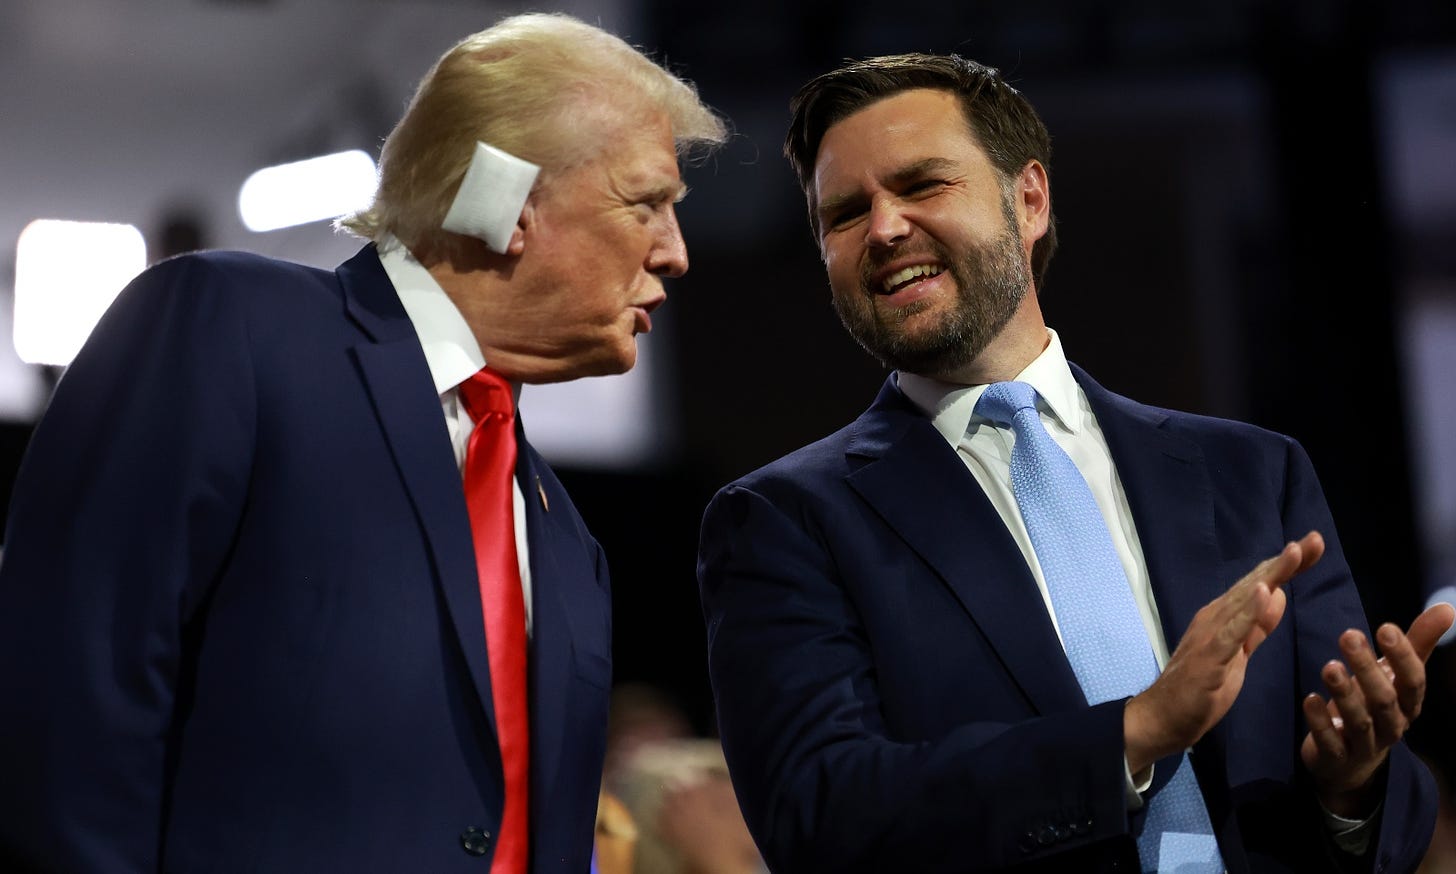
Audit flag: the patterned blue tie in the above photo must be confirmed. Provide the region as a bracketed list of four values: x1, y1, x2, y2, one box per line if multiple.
[975, 381, 1221, 873]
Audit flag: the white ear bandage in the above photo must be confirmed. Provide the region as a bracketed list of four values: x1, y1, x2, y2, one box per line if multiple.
[440, 141, 540, 254]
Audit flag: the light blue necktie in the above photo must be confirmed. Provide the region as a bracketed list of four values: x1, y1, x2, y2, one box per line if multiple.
[976, 381, 1222, 874]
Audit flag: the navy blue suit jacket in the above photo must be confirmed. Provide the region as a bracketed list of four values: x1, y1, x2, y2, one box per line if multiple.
[698, 371, 1437, 873]
[0, 246, 613, 872]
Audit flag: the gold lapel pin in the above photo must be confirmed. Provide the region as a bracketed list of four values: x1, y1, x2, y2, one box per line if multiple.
[536, 476, 550, 512]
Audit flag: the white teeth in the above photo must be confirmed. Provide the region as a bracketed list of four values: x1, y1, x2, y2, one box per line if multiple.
[882, 263, 943, 292]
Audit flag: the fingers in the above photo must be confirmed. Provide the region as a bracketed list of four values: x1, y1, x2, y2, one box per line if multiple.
[1241, 531, 1324, 596]
[1319, 658, 1383, 768]
[1244, 588, 1287, 654]
[1246, 540, 1303, 590]
[1360, 604, 1451, 725]
[1306, 610, 1438, 783]
[1375, 623, 1427, 719]
[1339, 630, 1405, 750]
[1212, 581, 1269, 653]
[1215, 534, 1322, 655]
[1292, 530, 1325, 573]
[1303, 691, 1346, 764]
[1406, 603, 1456, 662]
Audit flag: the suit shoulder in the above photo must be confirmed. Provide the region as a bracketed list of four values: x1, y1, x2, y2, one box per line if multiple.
[1083, 367, 1299, 453]
[1075, 363, 1298, 450]
[142, 250, 333, 295]
[1151, 403, 1299, 453]
[116, 251, 357, 339]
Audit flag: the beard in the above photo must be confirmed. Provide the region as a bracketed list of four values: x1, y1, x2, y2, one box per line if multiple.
[832, 203, 1030, 377]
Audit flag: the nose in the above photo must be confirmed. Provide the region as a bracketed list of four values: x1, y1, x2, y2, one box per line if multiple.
[865, 196, 911, 249]
[647, 207, 689, 278]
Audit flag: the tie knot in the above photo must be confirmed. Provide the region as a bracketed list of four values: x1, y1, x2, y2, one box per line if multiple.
[459, 367, 514, 424]
[974, 380, 1040, 428]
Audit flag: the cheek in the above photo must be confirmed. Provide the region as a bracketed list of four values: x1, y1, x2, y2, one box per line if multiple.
[825, 252, 862, 295]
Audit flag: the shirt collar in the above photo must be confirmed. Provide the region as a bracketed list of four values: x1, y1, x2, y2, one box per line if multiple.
[897, 327, 1084, 446]
[376, 235, 488, 396]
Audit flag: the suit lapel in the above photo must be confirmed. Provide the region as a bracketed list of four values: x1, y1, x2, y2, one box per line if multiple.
[514, 437, 596, 806]
[1072, 366, 1223, 651]
[337, 246, 501, 737]
[844, 378, 1086, 715]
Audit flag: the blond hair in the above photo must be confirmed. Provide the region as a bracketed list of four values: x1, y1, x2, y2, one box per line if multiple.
[339, 13, 726, 255]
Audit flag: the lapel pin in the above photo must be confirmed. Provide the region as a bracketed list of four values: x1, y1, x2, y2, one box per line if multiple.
[536, 476, 550, 512]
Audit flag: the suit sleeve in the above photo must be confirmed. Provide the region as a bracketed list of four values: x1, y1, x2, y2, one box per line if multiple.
[1279, 438, 1438, 874]
[698, 482, 1133, 873]
[0, 256, 256, 873]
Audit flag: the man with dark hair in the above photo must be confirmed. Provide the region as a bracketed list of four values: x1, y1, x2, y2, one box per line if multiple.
[0, 13, 724, 874]
[698, 53, 1451, 873]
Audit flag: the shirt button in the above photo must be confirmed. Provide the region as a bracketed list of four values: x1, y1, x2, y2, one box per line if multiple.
[460, 826, 492, 857]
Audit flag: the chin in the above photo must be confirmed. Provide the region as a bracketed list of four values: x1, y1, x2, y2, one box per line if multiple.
[587, 343, 639, 378]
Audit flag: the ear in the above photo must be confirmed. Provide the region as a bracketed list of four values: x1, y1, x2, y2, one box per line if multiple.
[504, 200, 533, 257]
[1015, 159, 1051, 247]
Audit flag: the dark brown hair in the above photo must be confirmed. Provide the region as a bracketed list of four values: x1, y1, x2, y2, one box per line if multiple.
[785, 53, 1057, 289]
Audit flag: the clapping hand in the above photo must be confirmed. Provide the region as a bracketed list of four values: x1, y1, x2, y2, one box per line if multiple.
[1300, 601, 1456, 817]
[1125, 532, 1325, 773]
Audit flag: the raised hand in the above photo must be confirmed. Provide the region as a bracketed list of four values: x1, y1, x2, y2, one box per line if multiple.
[1301, 601, 1456, 817]
[1125, 532, 1326, 774]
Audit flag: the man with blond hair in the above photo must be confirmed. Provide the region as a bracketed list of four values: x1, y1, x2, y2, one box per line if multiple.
[0, 13, 724, 873]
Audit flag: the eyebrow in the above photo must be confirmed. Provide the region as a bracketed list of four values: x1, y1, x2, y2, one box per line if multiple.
[816, 156, 960, 224]
[644, 180, 689, 204]
[889, 156, 959, 186]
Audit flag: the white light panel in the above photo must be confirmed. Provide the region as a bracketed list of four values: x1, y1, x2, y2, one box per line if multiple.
[238, 149, 378, 232]
[13, 219, 147, 366]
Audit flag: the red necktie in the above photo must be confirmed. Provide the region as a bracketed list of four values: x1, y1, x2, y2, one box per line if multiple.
[460, 367, 529, 874]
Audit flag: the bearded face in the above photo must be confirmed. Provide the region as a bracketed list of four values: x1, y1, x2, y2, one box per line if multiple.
[812, 90, 1040, 380]
[831, 191, 1029, 376]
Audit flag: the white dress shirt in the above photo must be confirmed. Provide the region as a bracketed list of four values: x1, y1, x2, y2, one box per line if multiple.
[377, 238, 534, 636]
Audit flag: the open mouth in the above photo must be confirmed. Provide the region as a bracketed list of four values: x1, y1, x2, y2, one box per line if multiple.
[879, 263, 944, 295]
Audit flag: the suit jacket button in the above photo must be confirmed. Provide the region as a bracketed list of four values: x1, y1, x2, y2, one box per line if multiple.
[1071, 817, 1092, 835]
[461, 826, 492, 856]
[1019, 831, 1039, 853]
[1037, 825, 1058, 845]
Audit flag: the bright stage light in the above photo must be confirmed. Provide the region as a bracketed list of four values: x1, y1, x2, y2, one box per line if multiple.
[238, 149, 377, 232]
[13, 219, 147, 366]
